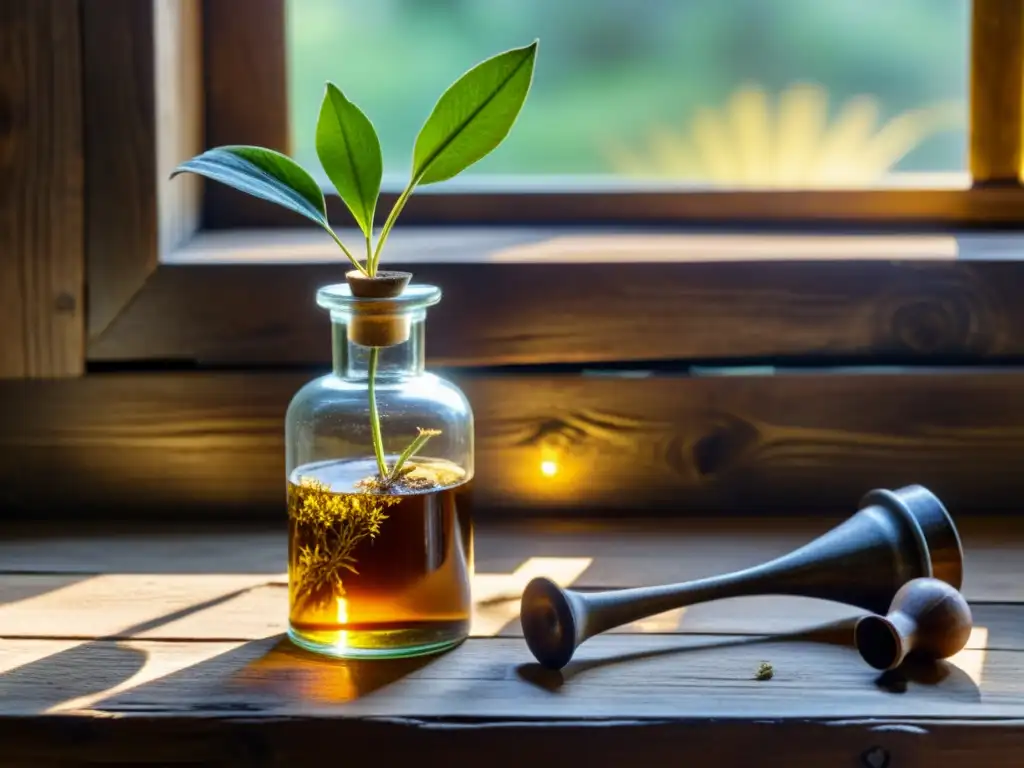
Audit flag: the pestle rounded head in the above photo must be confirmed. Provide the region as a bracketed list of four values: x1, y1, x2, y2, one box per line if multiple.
[895, 577, 973, 660]
[856, 577, 972, 670]
[520, 577, 579, 670]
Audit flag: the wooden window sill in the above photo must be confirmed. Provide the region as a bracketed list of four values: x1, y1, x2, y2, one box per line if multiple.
[89, 226, 1024, 370]
[1, 517, 1021, 765]
[165, 227, 1024, 266]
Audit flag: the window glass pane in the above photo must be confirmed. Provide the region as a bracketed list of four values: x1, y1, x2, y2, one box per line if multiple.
[287, 0, 968, 188]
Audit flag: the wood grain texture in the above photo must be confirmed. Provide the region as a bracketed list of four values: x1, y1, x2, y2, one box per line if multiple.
[202, 0, 288, 228]
[2, 715, 1024, 768]
[7, 370, 1024, 515]
[155, 0, 203, 259]
[0, 0, 84, 378]
[0, 634, 1020, 719]
[83, 0, 202, 340]
[89, 232, 1024, 367]
[81, 0, 159, 340]
[211, 180, 1024, 227]
[970, 0, 1024, 185]
[0, 573, 1015, 644]
[0, 525, 1022, 765]
[1, 518, 1020, 601]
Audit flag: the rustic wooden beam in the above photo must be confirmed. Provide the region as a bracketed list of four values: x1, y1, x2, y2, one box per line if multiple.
[88, 232, 1024, 367]
[83, 0, 203, 342]
[207, 184, 1024, 228]
[202, 0, 288, 228]
[0, 0, 84, 378]
[970, 0, 1024, 185]
[1, 714, 1022, 768]
[4, 370, 1024, 517]
[155, 0, 204, 259]
[81, 0, 158, 341]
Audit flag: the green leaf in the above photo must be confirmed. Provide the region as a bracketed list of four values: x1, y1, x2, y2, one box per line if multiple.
[412, 41, 538, 186]
[172, 146, 327, 227]
[316, 84, 383, 238]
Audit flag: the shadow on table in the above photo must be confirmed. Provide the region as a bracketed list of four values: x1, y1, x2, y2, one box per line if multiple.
[0, 639, 148, 714]
[515, 616, 982, 702]
[99, 633, 444, 712]
[0, 584, 268, 713]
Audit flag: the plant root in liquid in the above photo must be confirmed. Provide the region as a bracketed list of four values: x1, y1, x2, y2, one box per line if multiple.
[288, 457, 472, 658]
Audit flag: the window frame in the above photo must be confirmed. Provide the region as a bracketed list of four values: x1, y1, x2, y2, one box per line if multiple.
[83, 0, 1024, 371]
[204, 0, 1023, 229]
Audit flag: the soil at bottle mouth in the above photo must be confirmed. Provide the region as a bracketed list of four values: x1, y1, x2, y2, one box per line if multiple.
[355, 460, 466, 495]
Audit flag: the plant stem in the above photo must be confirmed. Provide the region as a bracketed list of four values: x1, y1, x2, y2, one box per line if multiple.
[388, 429, 441, 482]
[365, 181, 417, 482]
[370, 177, 418, 272]
[365, 233, 375, 276]
[327, 226, 369, 275]
[367, 347, 388, 479]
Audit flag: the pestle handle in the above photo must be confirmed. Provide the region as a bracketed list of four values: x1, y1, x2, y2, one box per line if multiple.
[520, 485, 964, 670]
[521, 565, 781, 670]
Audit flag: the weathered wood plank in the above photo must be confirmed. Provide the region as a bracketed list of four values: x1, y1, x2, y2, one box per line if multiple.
[0, 517, 1018, 642]
[0, 511, 1020, 764]
[154, 0, 203, 259]
[89, 231, 1024, 367]
[202, 0, 288, 229]
[0, 574, 280, 641]
[5, 371, 1024, 514]
[2, 716, 1024, 768]
[2, 519, 1018, 597]
[212, 182, 1024, 227]
[0, 635, 1019, 720]
[81, 0, 160, 341]
[0, 0, 84, 377]
[82, 0, 202, 341]
[0, 573, 1015, 647]
[970, 0, 1024, 185]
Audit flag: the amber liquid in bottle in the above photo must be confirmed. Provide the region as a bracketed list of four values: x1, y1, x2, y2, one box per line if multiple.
[287, 457, 473, 658]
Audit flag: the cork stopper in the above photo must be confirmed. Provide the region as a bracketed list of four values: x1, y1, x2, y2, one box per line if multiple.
[340, 271, 411, 347]
[316, 274, 440, 351]
[346, 270, 411, 299]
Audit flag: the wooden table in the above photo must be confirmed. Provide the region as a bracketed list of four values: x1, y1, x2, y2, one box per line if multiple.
[1, 517, 1022, 767]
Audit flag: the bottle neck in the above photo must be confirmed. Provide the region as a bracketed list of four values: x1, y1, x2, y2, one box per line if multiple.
[332, 316, 426, 379]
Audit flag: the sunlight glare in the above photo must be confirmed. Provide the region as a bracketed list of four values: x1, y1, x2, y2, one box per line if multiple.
[623, 607, 687, 633]
[0, 574, 272, 639]
[336, 596, 348, 624]
[471, 556, 592, 636]
[948, 626, 988, 687]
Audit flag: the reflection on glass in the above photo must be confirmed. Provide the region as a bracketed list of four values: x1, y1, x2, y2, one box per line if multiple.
[287, 0, 968, 187]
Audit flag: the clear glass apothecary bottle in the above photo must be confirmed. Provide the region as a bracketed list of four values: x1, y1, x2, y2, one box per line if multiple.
[285, 280, 474, 658]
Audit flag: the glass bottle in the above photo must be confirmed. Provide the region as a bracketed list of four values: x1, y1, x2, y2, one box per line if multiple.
[285, 281, 474, 658]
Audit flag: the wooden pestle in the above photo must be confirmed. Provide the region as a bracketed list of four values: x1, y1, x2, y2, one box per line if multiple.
[855, 577, 973, 670]
[520, 486, 963, 670]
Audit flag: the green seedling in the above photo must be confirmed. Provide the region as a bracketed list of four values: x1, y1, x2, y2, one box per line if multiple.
[173, 43, 538, 484]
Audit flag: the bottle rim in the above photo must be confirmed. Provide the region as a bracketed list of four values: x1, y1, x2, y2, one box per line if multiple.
[316, 283, 442, 316]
